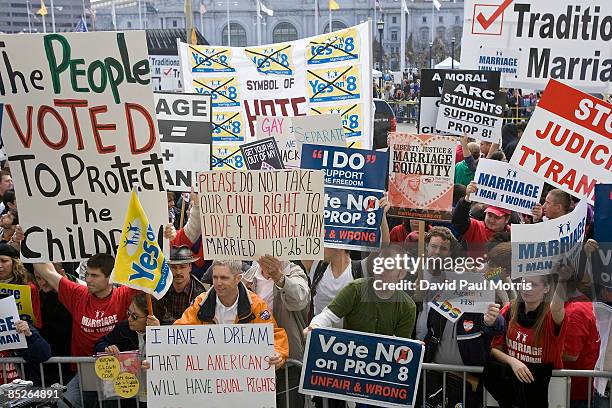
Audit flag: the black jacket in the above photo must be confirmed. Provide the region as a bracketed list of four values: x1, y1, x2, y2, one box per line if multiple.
[94, 321, 139, 354]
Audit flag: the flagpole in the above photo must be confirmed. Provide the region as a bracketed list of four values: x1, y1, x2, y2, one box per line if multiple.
[314, 0, 318, 35]
[431, 1, 434, 44]
[226, 0, 231, 46]
[373, 0, 377, 38]
[42, 14, 46, 33]
[81, 0, 87, 29]
[200, 7, 204, 34]
[50, 0, 56, 32]
[256, 0, 262, 45]
[329, 3, 332, 33]
[138, 0, 142, 29]
[111, 0, 117, 30]
[400, 0, 405, 73]
[27, 0, 32, 33]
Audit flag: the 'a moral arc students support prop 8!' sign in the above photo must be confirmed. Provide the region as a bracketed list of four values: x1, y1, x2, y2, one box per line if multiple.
[436, 80, 505, 143]
[146, 324, 276, 408]
[387, 133, 456, 221]
[511, 199, 588, 280]
[460, 0, 612, 93]
[198, 169, 325, 260]
[300, 328, 424, 408]
[0, 31, 167, 262]
[300, 144, 389, 252]
[509, 79, 612, 205]
[418, 69, 500, 135]
[155, 92, 212, 192]
[472, 159, 544, 215]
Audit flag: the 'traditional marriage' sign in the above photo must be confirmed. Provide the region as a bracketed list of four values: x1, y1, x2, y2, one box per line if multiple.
[0, 32, 167, 262]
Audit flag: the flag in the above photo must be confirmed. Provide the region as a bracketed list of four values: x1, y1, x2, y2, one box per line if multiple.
[199, 2, 207, 14]
[402, 0, 409, 13]
[37, 0, 48, 16]
[190, 27, 197, 45]
[375, 0, 383, 11]
[329, 0, 340, 11]
[433, 0, 441, 11]
[260, 1, 274, 16]
[110, 190, 172, 300]
[73, 16, 88, 32]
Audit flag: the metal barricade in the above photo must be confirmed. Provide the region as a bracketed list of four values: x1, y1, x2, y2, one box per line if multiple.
[2, 357, 612, 408]
[387, 100, 419, 124]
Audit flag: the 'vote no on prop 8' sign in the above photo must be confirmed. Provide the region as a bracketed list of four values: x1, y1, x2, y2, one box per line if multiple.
[300, 328, 424, 407]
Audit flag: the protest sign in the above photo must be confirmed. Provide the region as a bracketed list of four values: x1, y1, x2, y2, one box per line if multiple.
[256, 116, 299, 168]
[95, 352, 141, 400]
[198, 169, 324, 260]
[0, 32, 167, 262]
[387, 133, 456, 221]
[301, 144, 389, 251]
[0, 296, 27, 351]
[211, 144, 246, 170]
[460, 0, 612, 93]
[150, 55, 182, 92]
[239, 138, 284, 170]
[472, 159, 544, 214]
[511, 200, 588, 279]
[428, 273, 495, 323]
[146, 324, 275, 408]
[418, 69, 500, 135]
[292, 114, 346, 150]
[436, 80, 505, 142]
[110, 190, 172, 300]
[300, 327, 424, 407]
[179, 23, 373, 167]
[509, 80, 612, 204]
[155, 92, 212, 191]
[594, 184, 612, 289]
[0, 284, 35, 326]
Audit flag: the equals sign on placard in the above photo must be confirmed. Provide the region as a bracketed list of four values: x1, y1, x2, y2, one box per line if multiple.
[171, 126, 188, 137]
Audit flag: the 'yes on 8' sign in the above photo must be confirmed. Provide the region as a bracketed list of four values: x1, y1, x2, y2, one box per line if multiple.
[212, 146, 245, 170]
[310, 104, 363, 138]
[307, 28, 360, 65]
[245, 45, 294, 75]
[307, 66, 361, 103]
[212, 111, 245, 142]
[190, 46, 234, 73]
[193, 77, 240, 107]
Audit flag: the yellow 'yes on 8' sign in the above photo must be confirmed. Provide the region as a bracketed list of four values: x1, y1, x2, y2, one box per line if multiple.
[193, 77, 240, 107]
[310, 103, 363, 138]
[307, 65, 361, 103]
[211, 111, 245, 142]
[307, 28, 360, 65]
[189, 46, 234, 73]
[211, 145, 245, 170]
[245, 45, 294, 75]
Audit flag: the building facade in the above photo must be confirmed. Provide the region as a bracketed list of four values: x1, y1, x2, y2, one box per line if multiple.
[0, 0, 92, 33]
[92, 0, 464, 70]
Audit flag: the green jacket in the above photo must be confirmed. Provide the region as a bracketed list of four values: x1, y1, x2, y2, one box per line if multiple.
[327, 278, 416, 338]
[455, 160, 475, 186]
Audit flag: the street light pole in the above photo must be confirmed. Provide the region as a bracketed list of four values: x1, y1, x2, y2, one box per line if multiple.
[429, 42, 433, 68]
[451, 37, 456, 69]
[377, 19, 385, 72]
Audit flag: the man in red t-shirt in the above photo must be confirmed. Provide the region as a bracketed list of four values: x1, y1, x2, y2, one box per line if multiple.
[34, 254, 137, 408]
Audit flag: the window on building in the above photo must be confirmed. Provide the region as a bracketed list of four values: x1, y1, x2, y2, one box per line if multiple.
[439, 16, 443, 23]
[272, 22, 298, 43]
[436, 26, 446, 41]
[391, 30, 398, 41]
[172, 20, 178, 28]
[127, 21, 132, 28]
[324, 20, 348, 33]
[222, 23, 247, 47]
[392, 16, 397, 24]
[420, 27, 429, 43]
[455, 15, 461, 24]
[422, 16, 427, 23]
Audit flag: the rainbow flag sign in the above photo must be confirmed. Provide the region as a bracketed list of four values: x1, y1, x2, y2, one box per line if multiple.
[110, 190, 172, 299]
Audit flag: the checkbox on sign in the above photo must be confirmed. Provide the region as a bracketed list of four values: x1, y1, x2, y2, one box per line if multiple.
[472, 2, 510, 35]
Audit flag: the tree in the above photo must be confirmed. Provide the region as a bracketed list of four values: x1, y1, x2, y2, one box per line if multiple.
[431, 37, 447, 65]
[405, 33, 415, 65]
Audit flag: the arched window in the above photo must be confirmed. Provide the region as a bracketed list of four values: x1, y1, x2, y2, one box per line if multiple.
[420, 27, 430, 43]
[273, 22, 298, 43]
[222, 23, 247, 47]
[324, 20, 347, 33]
[436, 27, 447, 42]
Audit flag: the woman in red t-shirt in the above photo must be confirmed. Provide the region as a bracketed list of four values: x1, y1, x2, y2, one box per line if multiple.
[491, 272, 568, 383]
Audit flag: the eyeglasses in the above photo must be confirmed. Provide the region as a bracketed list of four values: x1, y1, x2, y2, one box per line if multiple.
[126, 310, 145, 321]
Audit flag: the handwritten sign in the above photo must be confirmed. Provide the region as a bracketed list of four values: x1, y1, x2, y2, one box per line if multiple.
[0, 296, 27, 351]
[198, 169, 325, 260]
[239, 138, 284, 170]
[146, 324, 275, 408]
[0, 284, 35, 326]
[95, 352, 141, 400]
[428, 273, 495, 323]
[300, 328, 424, 407]
[0, 32, 167, 262]
[256, 116, 299, 168]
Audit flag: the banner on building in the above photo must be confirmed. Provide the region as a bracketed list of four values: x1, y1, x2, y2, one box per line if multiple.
[147, 324, 275, 408]
[198, 169, 324, 260]
[509, 80, 612, 204]
[511, 200, 588, 279]
[178, 23, 373, 167]
[472, 159, 544, 214]
[460, 0, 612, 93]
[301, 144, 388, 251]
[418, 69, 500, 135]
[387, 133, 456, 221]
[0, 31, 167, 262]
[239, 137, 284, 170]
[300, 328, 424, 407]
[436, 80, 505, 142]
[0, 296, 27, 351]
[0, 284, 35, 326]
[155, 92, 212, 192]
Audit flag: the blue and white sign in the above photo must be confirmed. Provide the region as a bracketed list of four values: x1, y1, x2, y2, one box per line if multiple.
[301, 144, 388, 251]
[473, 159, 544, 215]
[299, 328, 424, 408]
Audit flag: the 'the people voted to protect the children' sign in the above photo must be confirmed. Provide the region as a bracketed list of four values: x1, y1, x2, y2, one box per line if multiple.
[300, 328, 424, 407]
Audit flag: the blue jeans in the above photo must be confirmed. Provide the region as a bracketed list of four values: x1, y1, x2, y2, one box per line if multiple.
[57, 375, 97, 408]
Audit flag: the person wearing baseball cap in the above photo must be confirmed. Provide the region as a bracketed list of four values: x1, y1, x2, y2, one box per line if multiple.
[152, 245, 208, 325]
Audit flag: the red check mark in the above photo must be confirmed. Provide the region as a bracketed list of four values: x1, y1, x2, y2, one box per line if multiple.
[476, 0, 513, 30]
[163, 68, 173, 76]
